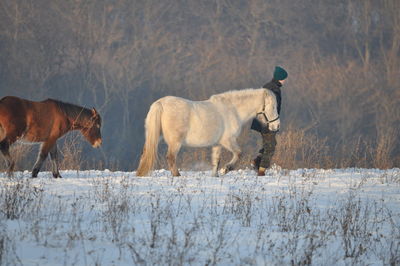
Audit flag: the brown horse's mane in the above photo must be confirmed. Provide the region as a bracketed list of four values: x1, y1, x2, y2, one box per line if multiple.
[49, 99, 92, 125]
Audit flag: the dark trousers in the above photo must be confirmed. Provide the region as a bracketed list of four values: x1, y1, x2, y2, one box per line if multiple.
[257, 131, 277, 168]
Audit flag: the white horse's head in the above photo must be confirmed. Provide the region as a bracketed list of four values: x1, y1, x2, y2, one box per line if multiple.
[255, 89, 280, 131]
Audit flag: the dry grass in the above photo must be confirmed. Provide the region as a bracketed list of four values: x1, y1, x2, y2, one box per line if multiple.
[0, 137, 85, 174]
[1, 125, 398, 174]
[58, 134, 84, 171]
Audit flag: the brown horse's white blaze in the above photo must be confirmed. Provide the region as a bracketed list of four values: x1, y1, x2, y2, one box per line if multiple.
[0, 96, 102, 178]
[136, 88, 279, 177]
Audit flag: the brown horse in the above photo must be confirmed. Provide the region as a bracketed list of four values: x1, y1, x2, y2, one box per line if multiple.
[0, 96, 102, 178]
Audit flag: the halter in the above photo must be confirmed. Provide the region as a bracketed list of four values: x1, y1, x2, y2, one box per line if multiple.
[256, 101, 279, 124]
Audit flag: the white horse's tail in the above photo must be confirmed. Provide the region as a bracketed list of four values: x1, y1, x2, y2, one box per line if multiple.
[136, 101, 163, 176]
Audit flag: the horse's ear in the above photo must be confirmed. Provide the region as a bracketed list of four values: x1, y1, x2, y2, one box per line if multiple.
[91, 108, 98, 116]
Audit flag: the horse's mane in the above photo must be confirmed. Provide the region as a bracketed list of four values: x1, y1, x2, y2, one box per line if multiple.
[49, 99, 92, 123]
[209, 88, 265, 102]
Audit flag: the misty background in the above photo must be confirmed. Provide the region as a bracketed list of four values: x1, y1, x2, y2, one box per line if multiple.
[0, 0, 399, 171]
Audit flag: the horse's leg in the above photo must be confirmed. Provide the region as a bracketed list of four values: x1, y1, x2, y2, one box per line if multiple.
[0, 140, 15, 176]
[49, 144, 62, 178]
[220, 138, 241, 175]
[211, 145, 221, 177]
[32, 140, 55, 178]
[166, 143, 181, 177]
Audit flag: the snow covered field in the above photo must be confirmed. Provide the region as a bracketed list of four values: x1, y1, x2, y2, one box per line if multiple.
[1, 167, 399, 265]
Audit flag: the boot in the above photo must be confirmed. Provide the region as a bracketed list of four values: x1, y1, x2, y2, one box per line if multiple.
[251, 156, 261, 171]
[258, 167, 266, 176]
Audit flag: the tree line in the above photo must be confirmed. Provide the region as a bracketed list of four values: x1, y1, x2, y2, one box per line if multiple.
[0, 0, 399, 171]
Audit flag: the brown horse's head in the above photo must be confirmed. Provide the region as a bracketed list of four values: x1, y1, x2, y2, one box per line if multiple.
[82, 108, 102, 148]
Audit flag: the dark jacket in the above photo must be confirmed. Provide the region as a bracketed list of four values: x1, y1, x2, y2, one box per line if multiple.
[250, 79, 282, 133]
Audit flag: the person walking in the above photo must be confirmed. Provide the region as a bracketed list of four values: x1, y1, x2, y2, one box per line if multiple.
[250, 66, 288, 176]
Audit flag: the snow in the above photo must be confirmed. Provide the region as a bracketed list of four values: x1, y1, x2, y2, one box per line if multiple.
[1, 167, 399, 265]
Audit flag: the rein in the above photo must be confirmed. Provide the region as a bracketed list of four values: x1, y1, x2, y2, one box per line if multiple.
[69, 108, 88, 130]
[59, 103, 92, 132]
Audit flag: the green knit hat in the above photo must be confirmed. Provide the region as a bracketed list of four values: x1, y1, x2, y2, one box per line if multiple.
[273, 66, 288, 80]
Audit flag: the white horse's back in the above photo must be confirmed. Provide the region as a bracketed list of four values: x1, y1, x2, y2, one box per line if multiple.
[159, 96, 225, 147]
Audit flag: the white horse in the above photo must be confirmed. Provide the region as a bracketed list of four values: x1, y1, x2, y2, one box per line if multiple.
[136, 88, 280, 177]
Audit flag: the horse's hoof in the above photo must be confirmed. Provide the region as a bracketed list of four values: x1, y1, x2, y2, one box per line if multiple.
[32, 169, 39, 178]
[6, 172, 14, 178]
[220, 168, 228, 175]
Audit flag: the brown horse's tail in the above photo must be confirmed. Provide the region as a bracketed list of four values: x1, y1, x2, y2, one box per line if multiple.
[136, 101, 163, 176]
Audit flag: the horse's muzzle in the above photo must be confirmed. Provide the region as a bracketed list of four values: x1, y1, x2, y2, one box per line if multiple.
[92, 138, 102, 148]
[268, 121, 280, 132]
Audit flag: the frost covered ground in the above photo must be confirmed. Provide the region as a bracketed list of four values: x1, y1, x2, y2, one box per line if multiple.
[0, 167, 399, 265]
